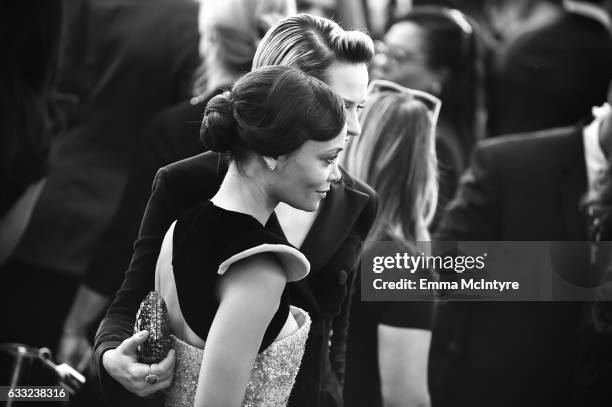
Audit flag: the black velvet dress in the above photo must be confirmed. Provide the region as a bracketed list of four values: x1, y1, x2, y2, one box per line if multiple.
[155, 200, 311, 406]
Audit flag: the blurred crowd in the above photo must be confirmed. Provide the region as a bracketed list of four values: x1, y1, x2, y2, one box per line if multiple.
[1, 0, 612, 406]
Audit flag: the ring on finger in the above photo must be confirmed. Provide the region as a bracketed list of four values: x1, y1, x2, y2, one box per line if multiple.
[145, 365, 159, 385]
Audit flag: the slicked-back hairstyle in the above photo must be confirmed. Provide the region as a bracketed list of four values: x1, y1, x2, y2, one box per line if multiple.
[253, 13, 375, 82]
[344, 91, 438, 249]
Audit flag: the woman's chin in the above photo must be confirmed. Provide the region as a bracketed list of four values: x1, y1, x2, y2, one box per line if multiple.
[285, 199, 320, 213]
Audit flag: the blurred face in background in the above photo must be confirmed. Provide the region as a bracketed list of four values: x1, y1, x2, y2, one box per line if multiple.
[370, 21, 441, 94]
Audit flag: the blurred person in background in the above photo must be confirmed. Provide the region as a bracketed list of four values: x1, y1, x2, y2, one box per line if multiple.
[297, 0, 369, 30]
[95, 14, 376, 407]
[574, 90, 612, 406]
[488, 0, 612, 136]
[482, 0, 563, 45]
[343, 82, 440, 407]
[370, 6, 485, 219]
[431, 80, 612, 406]
[64, 0, 294, 379]
[191, 0, 295, 100]
[0, 0, 199, 401]
[0, 0, 62, 266]
[364, 0, 413, 39]
[297, 0, 336, 17]
[409, 0, 563, 46]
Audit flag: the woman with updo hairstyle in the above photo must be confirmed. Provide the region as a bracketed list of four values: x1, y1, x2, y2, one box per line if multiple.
[153, 65, 347, 406]
[98, 13, 377, 407]
[201, 68, 346, 159]
[80, 0, 294, 357]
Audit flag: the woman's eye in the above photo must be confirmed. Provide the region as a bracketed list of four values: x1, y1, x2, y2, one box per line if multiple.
[345, 103, 358, 112]
[326, 156, 339, 165]
[357, 103, 366, 111]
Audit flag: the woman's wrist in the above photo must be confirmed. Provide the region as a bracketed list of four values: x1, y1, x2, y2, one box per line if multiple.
[102, 348, 118, 374]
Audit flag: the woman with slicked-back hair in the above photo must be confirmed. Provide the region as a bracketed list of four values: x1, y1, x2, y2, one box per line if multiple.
[95, 13, 376, 407]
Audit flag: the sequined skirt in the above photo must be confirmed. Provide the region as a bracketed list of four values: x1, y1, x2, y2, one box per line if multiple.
[164, 306, 311, 407]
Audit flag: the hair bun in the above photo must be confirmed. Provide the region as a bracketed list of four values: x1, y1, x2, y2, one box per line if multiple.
[200, 91, 239, 152]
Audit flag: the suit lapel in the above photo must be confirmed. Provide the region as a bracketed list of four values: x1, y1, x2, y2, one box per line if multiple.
[557, 127, 588, 240]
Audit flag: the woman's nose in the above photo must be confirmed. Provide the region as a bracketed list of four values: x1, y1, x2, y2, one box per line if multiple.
[329, 162, 342, 183]
[346, 108, 361, 139]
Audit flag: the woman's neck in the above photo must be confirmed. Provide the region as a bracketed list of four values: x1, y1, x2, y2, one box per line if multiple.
[211, 163, 276, 226]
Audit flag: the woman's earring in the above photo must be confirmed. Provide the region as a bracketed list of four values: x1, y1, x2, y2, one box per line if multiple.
[263, 156, 277, 171]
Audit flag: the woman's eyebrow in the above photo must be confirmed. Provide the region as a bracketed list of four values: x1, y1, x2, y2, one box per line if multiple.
[323, 147, 344, 154]
[343, 98, 357, 107]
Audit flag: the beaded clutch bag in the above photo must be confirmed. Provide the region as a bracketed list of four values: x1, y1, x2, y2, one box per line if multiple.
[134, 291, 172, 364]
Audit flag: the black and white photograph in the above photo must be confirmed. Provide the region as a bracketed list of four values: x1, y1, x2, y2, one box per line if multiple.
[1, 0, 612, 406]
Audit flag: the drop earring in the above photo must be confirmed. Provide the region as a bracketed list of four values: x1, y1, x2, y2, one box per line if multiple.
[263, 156, 277, 171]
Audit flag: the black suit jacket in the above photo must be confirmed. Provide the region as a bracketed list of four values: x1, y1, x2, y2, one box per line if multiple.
[431, 125, 589, 407]
[84, 90, 225, 295]
[94, 152, 377, 407]
[489, 12, 612, 136]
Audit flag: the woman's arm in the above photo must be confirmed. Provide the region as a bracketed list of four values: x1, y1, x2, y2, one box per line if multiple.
[378, 325, 432, 407]
[94, 167, 179, 402]
[95, 153, 222, 403]
[194, 253, 287, 407]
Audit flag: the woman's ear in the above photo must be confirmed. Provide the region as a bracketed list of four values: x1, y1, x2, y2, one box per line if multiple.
[262, 156, 279, 171]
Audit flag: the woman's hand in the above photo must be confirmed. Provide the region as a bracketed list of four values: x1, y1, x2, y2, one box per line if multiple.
[102, 330, 176, 397]
[378, 325, 432, 407]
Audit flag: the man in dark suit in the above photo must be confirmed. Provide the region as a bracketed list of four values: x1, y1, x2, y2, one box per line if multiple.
[488, 0, 612, 136]
[430, 86, 612, 406]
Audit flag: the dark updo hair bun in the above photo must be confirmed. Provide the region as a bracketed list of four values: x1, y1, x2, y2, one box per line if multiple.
[200, 65, 346, 161]
[200, 91, 239, 152]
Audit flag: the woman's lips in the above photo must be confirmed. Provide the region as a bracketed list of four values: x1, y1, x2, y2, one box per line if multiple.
[316, 189, 330, 197]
